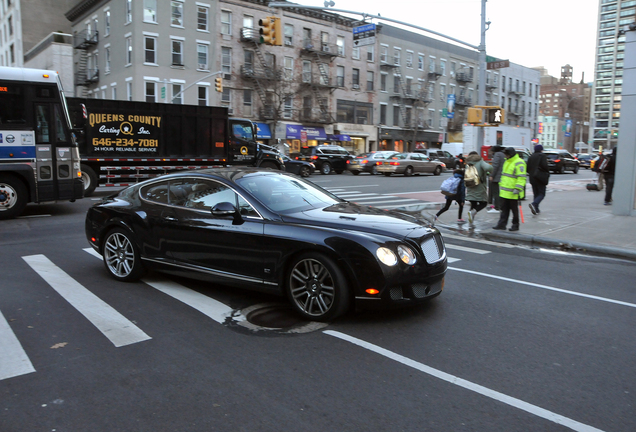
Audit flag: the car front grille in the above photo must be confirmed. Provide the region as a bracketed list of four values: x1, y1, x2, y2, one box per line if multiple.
[421, 233, 445, 263]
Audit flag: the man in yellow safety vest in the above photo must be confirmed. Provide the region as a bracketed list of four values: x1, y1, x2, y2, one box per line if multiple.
[492, 147, 527, 232]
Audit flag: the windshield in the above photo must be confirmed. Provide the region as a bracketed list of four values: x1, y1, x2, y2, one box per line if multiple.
[231, 121, 254, 140]
[236, 172, 341, 213]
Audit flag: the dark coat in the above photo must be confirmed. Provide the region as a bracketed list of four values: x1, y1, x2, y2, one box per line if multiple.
[527, 151, 550, 185]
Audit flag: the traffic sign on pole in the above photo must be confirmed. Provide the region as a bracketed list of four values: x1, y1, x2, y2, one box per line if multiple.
[353, 23, 376, 47]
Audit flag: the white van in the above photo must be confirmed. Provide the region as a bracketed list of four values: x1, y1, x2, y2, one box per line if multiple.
[441, 142, 464, 157]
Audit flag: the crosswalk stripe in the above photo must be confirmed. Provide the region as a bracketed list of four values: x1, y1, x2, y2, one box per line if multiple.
[83, 249, 233, 324]
[447, 257, 461, 263]
[0, 311, 36, 380]
[23, 254, 152, 348]
[445, 244, 492, 254]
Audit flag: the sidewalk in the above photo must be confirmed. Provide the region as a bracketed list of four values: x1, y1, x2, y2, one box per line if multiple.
[402, 179, 636, 262]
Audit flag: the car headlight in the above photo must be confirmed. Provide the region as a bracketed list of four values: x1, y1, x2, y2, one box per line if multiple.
[376, 247, 397, 266]
[397, 245, 417, 265]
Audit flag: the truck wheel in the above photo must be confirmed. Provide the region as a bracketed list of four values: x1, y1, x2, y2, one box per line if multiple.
[81, 164, 98, 197]
[321, 162, 332, 175]
[0, 174, 28, 220]
[259, 161, 278, 170]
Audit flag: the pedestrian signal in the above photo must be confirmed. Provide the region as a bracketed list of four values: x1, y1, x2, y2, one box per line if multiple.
[487, 107, 504, 124]
[467, 107, 482, 124]
[215, 77, 223, 93]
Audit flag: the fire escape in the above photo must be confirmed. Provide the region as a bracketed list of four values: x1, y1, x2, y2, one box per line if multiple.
[73, 29, 99, 97]
[239, 28, 279, 120]
[448, 68, 474, 132]
[299, 39, 338, 124]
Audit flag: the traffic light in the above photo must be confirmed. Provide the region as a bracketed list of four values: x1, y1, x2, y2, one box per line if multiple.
[486, 107, 504, 124]
[259, 16, 282, 46]
[467, 107, 482, 124]
[215, 76, 223, 93]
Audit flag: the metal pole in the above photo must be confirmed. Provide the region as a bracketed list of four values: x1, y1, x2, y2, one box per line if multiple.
[476, 0, 487, 154]
[170, 70, 222, 103]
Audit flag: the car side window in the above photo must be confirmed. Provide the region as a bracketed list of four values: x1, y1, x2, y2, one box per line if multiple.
[141, 181, 171, 204]
[182, 179, 258, 217]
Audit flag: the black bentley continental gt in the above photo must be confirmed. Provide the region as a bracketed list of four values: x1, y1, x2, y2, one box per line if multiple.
[85, 168, 447, 321]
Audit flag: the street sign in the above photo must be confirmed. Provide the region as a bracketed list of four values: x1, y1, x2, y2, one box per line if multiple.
[487, 59, 510, 70]
[161, 86, 166, 99]
[446, 94, 455, 119]
[353, 23, 376, 47]
[300, 129, 308, 144]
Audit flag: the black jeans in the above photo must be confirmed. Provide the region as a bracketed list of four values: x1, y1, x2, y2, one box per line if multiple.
[604, 174, 614, 203]
[436, 198, 464, 219]
[497, 198, 519, 227]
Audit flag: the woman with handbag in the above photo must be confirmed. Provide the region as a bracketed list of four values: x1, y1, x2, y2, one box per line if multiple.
[527, 144, 550, 215]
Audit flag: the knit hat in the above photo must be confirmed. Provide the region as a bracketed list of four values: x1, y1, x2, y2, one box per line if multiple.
[534, 144, 543, 152]
[504, 147, 516, 157]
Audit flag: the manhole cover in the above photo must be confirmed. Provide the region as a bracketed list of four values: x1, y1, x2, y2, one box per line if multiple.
[232, 303, 328, 334]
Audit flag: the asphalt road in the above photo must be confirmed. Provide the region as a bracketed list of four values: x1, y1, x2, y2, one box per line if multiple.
[1, 169, 634, 432]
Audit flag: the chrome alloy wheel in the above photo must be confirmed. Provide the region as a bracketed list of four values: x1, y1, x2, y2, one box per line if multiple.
[289, 258, 336, 318]
[104, 232, 136, 278]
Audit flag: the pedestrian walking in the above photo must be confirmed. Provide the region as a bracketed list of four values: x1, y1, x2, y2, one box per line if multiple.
[493, 147, 527, 232]
[592, 151, 606, 190]
[464, 151, 492, 227]
[488, 146, 505, 213]
[603, 147, 617, 205]
[434, 169, 466, 225]
[526, 144, 550, 215]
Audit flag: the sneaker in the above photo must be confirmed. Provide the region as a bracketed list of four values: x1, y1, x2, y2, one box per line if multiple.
[509, 224, 519, 232]
[604, 202, 611, 206]
[432, 215, 438, 225]
[457, 219, 466, 224]
[487, 208, 500, 213]
[467, 209, 475, 224]
[528, 203, 537, 215]
[492, 225, 506, 230]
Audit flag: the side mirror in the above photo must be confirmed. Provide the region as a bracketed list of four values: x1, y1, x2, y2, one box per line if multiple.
[211, 201, 237, 216]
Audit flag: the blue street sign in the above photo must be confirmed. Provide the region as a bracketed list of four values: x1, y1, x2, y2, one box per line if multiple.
[446, 94, 456, 119]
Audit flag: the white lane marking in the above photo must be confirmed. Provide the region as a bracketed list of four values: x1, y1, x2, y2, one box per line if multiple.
[447, 257, 461, 263]
[325, 185, 380, 189]
[142, 277, 233, 324]
[22, 255, 152, 347]
[324, 330, 605, 432]
[354, 198, 420, 204]
[392, 189, 446, 195]
[450, 267, 636, 309]
[442, 233, 516, 248]
[84, 249, 233, 324]
[0, 311, 36, 381]
[335, 193, 378, 197]
[445, 244, 492, 254]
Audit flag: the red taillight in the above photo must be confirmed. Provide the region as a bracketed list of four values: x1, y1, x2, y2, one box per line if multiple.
[311, 155, 318, 160]
[295, 156, 299, 160]
[346, 160, 350, 164]
[390, 162, 400, 166]
[376, 161, 382, 165]
[362, 159, 369, 164]
[554, 159, 561, 163]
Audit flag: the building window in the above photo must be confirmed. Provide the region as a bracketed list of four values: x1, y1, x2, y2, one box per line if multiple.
[367, 45, 374, 62]
[172, 40, 183, 65]
[380, 74, 387, 92]
[367, 71, 374, 91]
[171, 1, 183, 26]
[145, 81, 156, 103]
[406, 51, 413, 68]
[197, 43, 208, 70]
[337, 65, 345, 87]
[105, 47, 111, 73]
[380, 45, 388, 63]
[221, 88, 230, 104]
[198, 86, 208, 106]
[418, 54, 424, 71]
[104, 10, 110, 36]
[194, 6, 208, 31]
[243, 90, 252, 116]
[222, 47, 231, 74]
[352, 47, 360, 60]
[393, 105, 400, 126]
[144, 0, 157, 23]
[284, 24, 293, 46]
[380, 104, 387, 125]
[284, 96, 293, 119]
[302, 61, 311, 83]
[221, 11, 232, 35]
[172, 84, 182, 104]
[440, 84, 446, 101]
[284, 56, 293, 80]
[144, 36, 156, 64]
[336, 100, 373, 124]
[440, 59, 446, 76]
[337, 36, 345, 56]
[127, 81, 133, 100]
[111, 86, 116, 100]
[394, 75, 400, 93]
[393, 48, 401, 65]
[126, 36, 132, 65]
[429, 57, 436, 73]
[126, 0, 132, 23]
[352, 68, 360, 88]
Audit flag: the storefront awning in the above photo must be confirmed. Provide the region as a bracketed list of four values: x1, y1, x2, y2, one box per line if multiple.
[286, 125, 327, 140]
[255, 123, 272, 139]
[326, 134, 351, 141]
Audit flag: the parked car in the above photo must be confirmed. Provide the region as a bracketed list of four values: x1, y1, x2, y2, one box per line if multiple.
[377, 152, 445, 177]
[415, 149, 461, 170]
[544, 150, 580, 174]
[282, 155, 314, 177]
[291, 144, 353, 175]
[576, 153, 593, 169]
[347, 151, 399, 175]
[85, 168, 447, 321]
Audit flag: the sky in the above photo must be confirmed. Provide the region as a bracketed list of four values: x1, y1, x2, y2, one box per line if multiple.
[291, 0, 599, 83]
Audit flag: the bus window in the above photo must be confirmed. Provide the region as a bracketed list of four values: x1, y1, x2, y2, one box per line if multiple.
[35, 104, 51, 143]
[54, 104, 68, 142]
[0, 85, 26, 124]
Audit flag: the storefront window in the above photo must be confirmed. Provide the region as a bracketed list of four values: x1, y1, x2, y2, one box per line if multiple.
[336, 100, 373, 125]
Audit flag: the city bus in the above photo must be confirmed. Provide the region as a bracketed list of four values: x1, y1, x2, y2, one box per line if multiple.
[0, 66, 83, 219]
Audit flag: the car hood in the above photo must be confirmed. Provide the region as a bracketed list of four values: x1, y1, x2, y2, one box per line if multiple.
[281, 202, 434, 240]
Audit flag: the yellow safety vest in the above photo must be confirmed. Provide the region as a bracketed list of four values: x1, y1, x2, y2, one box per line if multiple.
[499, 154, 527, 199]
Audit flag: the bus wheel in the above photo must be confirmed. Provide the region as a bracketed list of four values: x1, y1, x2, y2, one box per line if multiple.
[0, 175, 28, 220]
[81, 164, 98, 197]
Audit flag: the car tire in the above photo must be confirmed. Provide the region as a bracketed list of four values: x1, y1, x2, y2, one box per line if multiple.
[259, 161, 278, 170]
[102, 228, 146, 282]
[81, 164, 98, 197]
[0, 174, 28, 220]
[433, 166, 442, 176]
[351, 170, 360, 175]
[404, 166, 414, 177]
[321, 162, 332, 175]
[558, 165, 565, 174]
[371, 166, 378, 175]
[299, 166, 311, 177]
[286, 252, 350, 321]
[455, 162, 461, 169]
[573, 165, 579, 174]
